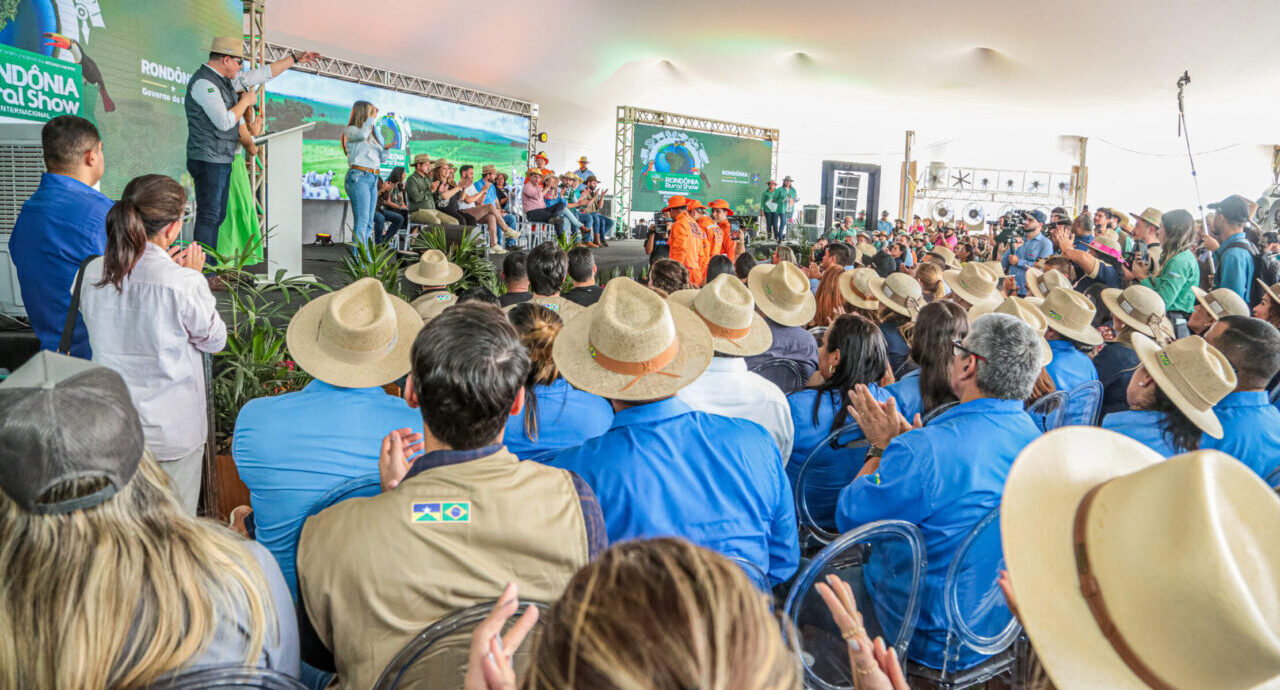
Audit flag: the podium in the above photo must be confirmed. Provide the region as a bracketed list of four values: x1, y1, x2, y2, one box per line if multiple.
[254, 123, 315, 278]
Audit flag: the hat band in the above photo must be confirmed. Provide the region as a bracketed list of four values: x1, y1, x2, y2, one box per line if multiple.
[691, 306, 752, 349]
[849, 283, 876, 303]
[1074, 483, 1176, 690]
[588, 338, 681, 392]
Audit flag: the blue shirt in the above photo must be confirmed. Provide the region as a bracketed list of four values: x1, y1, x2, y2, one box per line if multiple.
[1102, 409, 1178, 457]
[881, 320, 911, 377]
[1214, 231, 1255, 303]
[1073, 233, 1095, 252]
[1200, 391, 1280, 479]
[836, 398, 1041, 670]
[786, 385, 889, 528]
[1046, 340, 1099, 425]
[551, 398, 799, 585]
[505, 378, 613, 462]
[233, 380, 424, 598]
[8, 173, 112, 357]
[1092, 342, 1139, 417]
[887, 369, 923, 422]
[1002, 231, 1053, 291]
[470, 180, 498, 205]
[746, 317, 820, 382]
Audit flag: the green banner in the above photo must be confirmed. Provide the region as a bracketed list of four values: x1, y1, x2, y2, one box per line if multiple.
[0, 43, 84, 121]
[630, 123, 773, 214]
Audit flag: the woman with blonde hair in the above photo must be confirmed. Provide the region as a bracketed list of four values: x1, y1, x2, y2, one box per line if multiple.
[774, 245, 797, 265]
[914, 261, 947, 302]
[0, 354, 297, 688]
[342, 100, 395, 246]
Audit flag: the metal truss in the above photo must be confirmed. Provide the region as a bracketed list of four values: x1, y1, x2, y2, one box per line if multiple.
[612, 107, 635, 232]
[243, 1, 267, 240]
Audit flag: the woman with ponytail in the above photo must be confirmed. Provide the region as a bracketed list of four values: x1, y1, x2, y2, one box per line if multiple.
[1131, 209, 1201, 338]
[80, 174, 226, 514]
[503, 303, 612, 461]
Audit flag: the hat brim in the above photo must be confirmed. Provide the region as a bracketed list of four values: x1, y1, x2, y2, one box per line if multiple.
[748, 264, 817, 327]
[1133, 334, 1223, 438]
[504, 296, 585, 322]
[410, 291, 457, 323]
[1040, 307, 1104, 346]
[1099, 288, 1161, 339]
[866, 277, 917, 321]
[941, 270, 1003, 309]
[837, 271, 879, 310]
[553, 302, 713, 401]
[1258, 279, 1280, 307]
[286, 292, 423, 389]
[1001, 427, 1168, 690]
[668, 291, 773, 356]
[405, 262, 464, 286]
[1023, 268, 1045, 298]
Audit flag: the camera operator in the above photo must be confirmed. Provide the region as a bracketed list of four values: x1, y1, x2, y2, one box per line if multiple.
[644, 211, 671, 261]
[1000, 210, 1053, 296]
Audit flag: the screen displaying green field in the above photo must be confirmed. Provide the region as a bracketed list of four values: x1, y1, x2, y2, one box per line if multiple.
[265, 70, 529, 200]
[630, 123, 773, 214]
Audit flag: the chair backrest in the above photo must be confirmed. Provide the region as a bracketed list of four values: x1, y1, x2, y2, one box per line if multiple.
[1269, 380, 1280, 405]
[372, 600, 553, 690]
[1025, 391, 1069, 432]
[749, 357, 807, 394]
[306, 472, 382, 519]
[1062, 380, 1104, 426]
[808, 326, 828, 349]
[939, 505, 1021, 675]
[1266, 464, 1280, 492]
[783, 520, 927, 690]
[145, 666, 307, 689]
[920, 400, 960, 426]
[794, 422, 872, 544]
[728, 555, 771, 592]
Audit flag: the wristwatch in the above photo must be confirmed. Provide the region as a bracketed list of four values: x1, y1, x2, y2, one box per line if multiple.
[866, 445, 884, 459]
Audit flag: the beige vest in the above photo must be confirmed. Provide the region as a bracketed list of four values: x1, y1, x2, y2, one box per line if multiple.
[297, 448, 589, 690]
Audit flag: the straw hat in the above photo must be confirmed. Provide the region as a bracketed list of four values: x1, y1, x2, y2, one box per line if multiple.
[927, 246, 961, 269]
[1100, 285, 1172, 341]
[838, 267, 880, 310]
[667, 275, 772, 356]
[1129, 207, 1162, 229]
[747, 261, 817, 327]
[975, 261, 1009, 281]
[868, 273, 924, 320]
[1037, 287, 1103, 346]
[1191, 286, 1250, 321]
[508, 295, 584, 322]
[854, 242, 878, 259]
[430, 158, 451, 172]
[1132, 333, 1235, 438]
[209, 36, 245, 59]
[1024, 268, 1072, 299]
[970, 297, 1053, 367]
[552, 277, 712, 401]
[1259, 280, 1280, 306]
[286, 278, 423, 388]
[578, 156, 589, 164]
[412, 153, 432, 166]
[405, 249, 463, 286]
[481, 164, 497, 175]
[1088, 235, 1123, 261]
[941, 262, 1004, 309]
[410, 290, 456, 323]
[1002, 427, 1280, 690]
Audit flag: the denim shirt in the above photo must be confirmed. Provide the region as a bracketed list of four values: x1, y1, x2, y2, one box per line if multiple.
[1102, 409, 1178, 457]
[1200, 391, 1280, 479]
[504, 378, 613, 462]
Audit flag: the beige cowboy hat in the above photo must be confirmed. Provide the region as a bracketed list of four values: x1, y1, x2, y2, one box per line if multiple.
[505, 295, 584, 322]
[405, 249, 463, 286]
[209, 36, 245, 59]
[927, 246, 961, 270]
[941, 262, 1004, 310]
[553, 277, 712, 401]
[747, 261, 817, 327]
[1259, 280, 1280, 306]
[668, 275, 772, 356]
[867, 273, 924, 321]
[1037, 287, 1103, 346]
[1100, 285, 1173, 342]
[412, 153, 432, 166]
[1001, 427, 1280, 690]
[970, 296, 1053, 367]
[838, 268, 880, 310]
[480, 164, 497, 175]
[1132, 333, 1235, 438]
[430, 158, 451, 172]
[1024, 268, 1073, 299]
[1129, 207, 1163, 229]
[410, 290, 456, 323]
[1190, 286, 1250, 321]
[976, 261, 1010, 280]
[854, 241, 877, 259]
[286, 278, 423, 388]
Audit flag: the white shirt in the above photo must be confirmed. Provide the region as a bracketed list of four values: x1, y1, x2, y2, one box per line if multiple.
[190, 64, 273, 131]
[677, 357, 795, 461]
[344, 121, 387, 170]
[80, 244, 227, 460]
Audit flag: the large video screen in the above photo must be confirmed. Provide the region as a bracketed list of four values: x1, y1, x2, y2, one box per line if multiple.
[1, 0, 243, 196]
[265, 71, 530, 200]
[630, 123, 773, 214]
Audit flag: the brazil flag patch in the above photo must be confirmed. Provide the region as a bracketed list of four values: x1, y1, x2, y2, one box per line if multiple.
[411, 501, 470, 523]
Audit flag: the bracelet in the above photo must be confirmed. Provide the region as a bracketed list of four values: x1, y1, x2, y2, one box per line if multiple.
[866, 446, 884, 459]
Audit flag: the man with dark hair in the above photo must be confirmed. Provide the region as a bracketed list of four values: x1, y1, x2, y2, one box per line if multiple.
[869, 241, 903, 278]
[734, 252, 756, 283]
[297, 303, 603, 690]
[522, 241, 581, 317]
[1209, 195, 1256, 303]
[455, 285, 500, 306]
[8, 115, 111, 358]
[564, 246, 602, 306]
[499, 251, 531, 307]
[1202, 315, 1280, 478]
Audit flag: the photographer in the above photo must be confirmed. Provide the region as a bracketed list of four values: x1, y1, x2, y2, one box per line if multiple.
[644, 212, 671, 260]
[1000, 210, 1053, 295]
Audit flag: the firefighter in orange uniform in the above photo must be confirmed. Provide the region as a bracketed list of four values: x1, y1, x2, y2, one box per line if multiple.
[686, 199, 716, 283]
[665, 196, 704, 285]
[708, 199, 743, 261]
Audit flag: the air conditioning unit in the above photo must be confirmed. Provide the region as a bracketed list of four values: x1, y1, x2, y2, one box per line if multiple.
[0, 123, 45, 317]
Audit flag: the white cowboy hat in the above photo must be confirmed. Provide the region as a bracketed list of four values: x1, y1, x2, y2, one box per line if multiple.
[504, 295, 584, 322]
[405, 249, 463, 286]
[976, 261, 1011, 280]
[1260, 280, 1280, 307]
[1191, 286, 1250, 321]
[410, 290, 456, 323]
[668, 275, 772, 356]
[286, 278, 423, 388]
[1100, 285, 1173, 342]
[970, 296, 1053, 367]
[1002, 427, 1280, 690]
[941, 262, 1004, 309]
[927, 245, 962, 269]
[1024, 267, 1072, 299]
[1038, 287, 1103, 346]
[867, 273, 924, 321]
[747, 261, 817, 327]
[838, 268, 880, 311]
[552, 277, 712, 400]
[1131, 333, 1235, 439]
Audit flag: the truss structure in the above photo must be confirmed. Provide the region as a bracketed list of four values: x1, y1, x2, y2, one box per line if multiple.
[613, 106, 779, 230]
[243, 1, 267, 239]
[911, 165, 1081, 229]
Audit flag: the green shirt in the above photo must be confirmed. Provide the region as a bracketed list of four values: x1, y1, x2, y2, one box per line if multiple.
[762, 189, 780, 213]
[1141, 248, 1199, 313]
[777, 187, 798, 217]
[406, 172, 436, 213]
[830, 227, 856, 242]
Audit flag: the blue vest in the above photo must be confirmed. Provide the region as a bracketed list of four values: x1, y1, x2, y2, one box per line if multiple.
[185, 64, 240, 163]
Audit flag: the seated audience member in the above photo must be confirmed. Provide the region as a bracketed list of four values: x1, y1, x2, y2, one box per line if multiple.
[868, 241, 904, 278]
[673, 275, 792, 458]
[521, 169, 564, 235]
[551, 279, 799, 586]
[1252, 280, 1280, 329]
[404, 248, 463, 296]
[838, 266, 883, 323]
[1094, 285, 1170, 416]
[79, 174, 225, 515]
[1101, 334, 1234, 456]
[706, 254, 735, 283]
[837, 313, 1043, 670]
[504, 303, 613, 460]
[234, 278, 424, 597]
[455, 284, 499, 306]
[1051, 218, 1126, 292]
[1189, 285, 1250, 335]
[774, 245, 797, 265]
[868, 272, 925, 377]
[405, 154, 458, 226]
[915, 262, 947, 302]
[1132, 209, 1199, 337]
[806, 242, 853, 292]
[941, 261, 1004, 311]
[733, 251, 756, 283]
[563, 246, 603, 307]
[809, 266, 847, 328]
[887, 300, 968, 422]
[787, 314, 891, 527]
[649, 257, 693, 295]
[0, 352, 298, 685]
[8, 115, 112, 358]
[499, 250, 532, 307]
[744, 261, 820, 382]
[925, 245, 961, 271]
[522, 241, 583, 318]
[1023, 266, 1072, 299]
[297, 304, 602, 690]
[969, 296, 1058, 415]
[1201, 316, 1280, 477]
[1036, 287, 1101, 393]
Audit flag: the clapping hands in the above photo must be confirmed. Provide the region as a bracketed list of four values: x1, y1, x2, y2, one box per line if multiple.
[816, 574, 909, 690]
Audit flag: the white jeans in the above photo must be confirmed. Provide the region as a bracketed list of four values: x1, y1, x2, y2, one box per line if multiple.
[160, 445, 204, 515]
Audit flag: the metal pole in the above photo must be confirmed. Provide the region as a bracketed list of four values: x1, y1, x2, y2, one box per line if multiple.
[1075, 136, 1088, 216]
[900, 130, 914, 219]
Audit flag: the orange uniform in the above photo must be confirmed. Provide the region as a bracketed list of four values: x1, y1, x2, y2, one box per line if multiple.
[717, 220, 740, 260]
[694, 214, 718, 276]
[668, 212, 705, 285]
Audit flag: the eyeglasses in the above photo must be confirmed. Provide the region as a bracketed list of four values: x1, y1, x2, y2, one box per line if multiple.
[952, 338, 987, 363]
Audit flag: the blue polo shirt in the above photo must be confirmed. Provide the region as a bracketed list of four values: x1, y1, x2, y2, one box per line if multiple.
[1200, 391, 1280, 479]
[1214, 232, 1255, 303]
[836, 397, 1040, 670]
[745, 317, 820, 383]
[1046, 340, 1100, 425]
[887, 369, 923, 422]
[1002, 231, 1053, 291]
[505, 378, 613, 462]
[8, 173, 112, 358]
[1073, 233, 1095, 252]
[470, 180, 498, 205]
[786, 385, 889, 529]
[550, 397, 799, 585]
[1092, 342, 1139, 417]
[233, 380, 424, 598]
[880, 321, 911, 377]
[1102, 409, 1178, 457]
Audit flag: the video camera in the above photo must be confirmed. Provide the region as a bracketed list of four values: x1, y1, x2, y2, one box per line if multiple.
[991, 210, 1027, 245]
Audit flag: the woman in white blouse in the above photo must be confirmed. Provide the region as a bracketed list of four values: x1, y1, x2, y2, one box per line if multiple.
[341, 100, 394, 247]
[80, 174, 226, 514]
